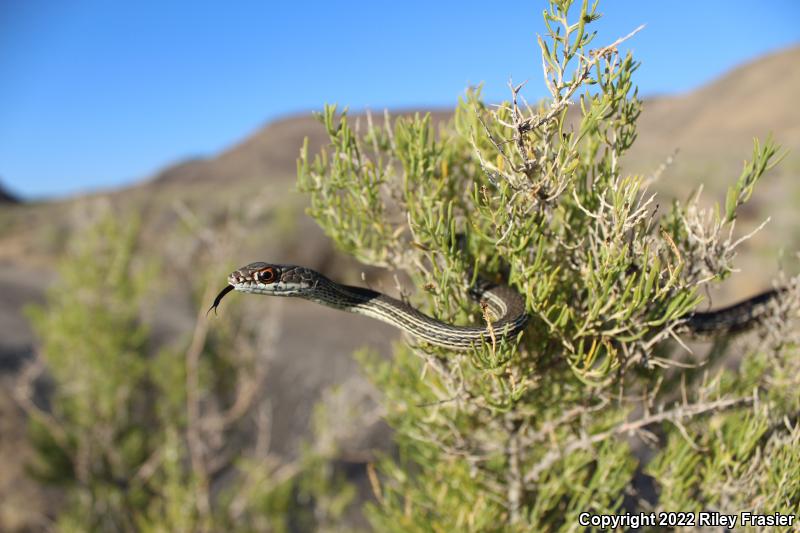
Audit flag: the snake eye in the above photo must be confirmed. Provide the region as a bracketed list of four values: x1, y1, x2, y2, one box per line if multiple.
[257, 267, 276, 284]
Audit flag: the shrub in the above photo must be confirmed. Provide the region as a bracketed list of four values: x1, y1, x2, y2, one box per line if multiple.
[298, 1, 797, 529]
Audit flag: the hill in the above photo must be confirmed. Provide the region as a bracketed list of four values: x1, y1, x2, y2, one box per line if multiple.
[0, 180, 19, 204]
[631, 46, 800, 191]
[143, 47, 800, 200]
[148, 110, 454, 188]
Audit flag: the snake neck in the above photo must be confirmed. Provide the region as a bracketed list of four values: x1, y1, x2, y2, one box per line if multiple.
[308, 277, 528, 350]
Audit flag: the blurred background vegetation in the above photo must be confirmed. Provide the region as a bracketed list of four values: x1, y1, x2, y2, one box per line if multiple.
[1, 1, 800, 531]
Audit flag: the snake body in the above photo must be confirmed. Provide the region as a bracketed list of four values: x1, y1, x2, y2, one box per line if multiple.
[683, 287, 784, 336]
[213, 262, 527, 349]
[210, 262, 783, 350]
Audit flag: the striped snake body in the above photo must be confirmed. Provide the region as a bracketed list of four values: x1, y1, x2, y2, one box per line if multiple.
[210, 262, 783, 351]
[212, 262, 527, 349]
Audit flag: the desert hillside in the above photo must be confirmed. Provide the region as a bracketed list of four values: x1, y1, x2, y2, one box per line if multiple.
[150, 47, 800, 198]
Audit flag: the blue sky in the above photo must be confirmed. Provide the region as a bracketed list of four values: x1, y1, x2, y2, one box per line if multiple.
[1, 1, 798, 199]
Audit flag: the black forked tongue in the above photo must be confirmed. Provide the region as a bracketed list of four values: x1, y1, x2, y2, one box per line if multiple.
[207, 285, 235, 316]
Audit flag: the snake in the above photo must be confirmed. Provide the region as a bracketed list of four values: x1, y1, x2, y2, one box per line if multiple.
[208, 262, 785, 351]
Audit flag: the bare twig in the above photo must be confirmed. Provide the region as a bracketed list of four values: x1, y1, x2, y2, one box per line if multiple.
[523, 395, 752, 484]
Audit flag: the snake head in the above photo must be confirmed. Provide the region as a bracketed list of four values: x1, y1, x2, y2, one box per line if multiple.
[228, 262, 317, 296]
[208, 262, 320, 315]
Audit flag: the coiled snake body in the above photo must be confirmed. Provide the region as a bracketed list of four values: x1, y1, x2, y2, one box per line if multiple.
[210, 262, 782, 350]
